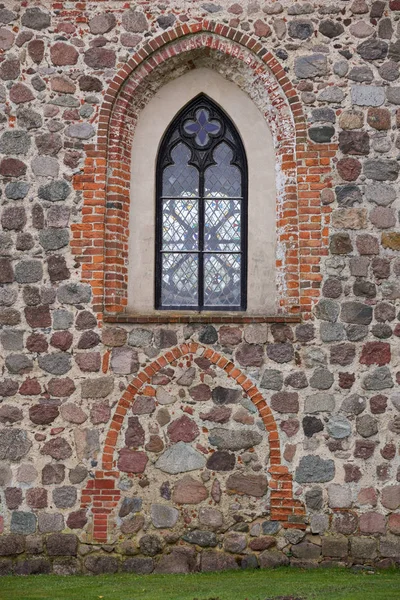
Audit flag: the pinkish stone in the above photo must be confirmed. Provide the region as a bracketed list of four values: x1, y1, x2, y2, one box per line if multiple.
[226, 472, 268, 497]
[167, 415, 199, 443]
[358, 487, 378, 506]
[388, 513, 400, 535]
[132, 396, 156, 415]
[90, 401, 111, 424]
[9, 83, 34, 104]
[118, 448, 148, 473]
[280, 419, 300, 437]
[189, 384, 211, 402]
[60, 403, 88, 424]
[254, 19, 271, 37]
[28, 39, 44, 63]
[211, 479, 221, 503]
[233, 408, 254, 425]
[50, 42, 79, 65]
[19, 378, 41, 395]
[200, 406, 231, 423]
[360, 342, 391, 366]
[172, 475, 209, 504]
[381, 485, 400, 510]
[218, 326, 242, 346]
[50, 75, 76, 94]
[359, 512, 386, 535]
[125, 417, 145, 448]
[48, 377, 75, 397]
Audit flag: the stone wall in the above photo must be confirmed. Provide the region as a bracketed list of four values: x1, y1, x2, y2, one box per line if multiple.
[1, 0, 400, 575]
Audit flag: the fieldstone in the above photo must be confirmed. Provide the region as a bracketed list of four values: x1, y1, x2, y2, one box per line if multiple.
[337, 158, 362, 182]
[319, 322, 345, 343]
[39, 228, 69, 251]
[341, 302, 373, 325]
[209, 428, 262, 451]
[41, 438, 72, 460]
[321, 536, 349, 558]
[38, 513, 64, 533]
[330, 343, 355, 366]
[339, 131, 369, 155]
[50, 42, 78, 66]
[119, 497, 142, 518]
[291, 541, 321, 560]
[5, 353, 33, 375]
[5, 487, 22, 509]
[260, 369, 283, 391]
[0, 130, 31, 155]
[10, 513, 36, 535]
[319, 19, 344, 38]
[318, 86, 345, 103]
[122, 557, 153, 574]
[348, 66, 374, 82]
[295, 455, 335, 483]
[85, 556, 118, 574]
[156, 442, 206, 474]
[167, 415, 199, 443]
[57, 283, 91, 305]
[69, 465, 88, 485]
[81, 377, 113, 398]
[354, 439, 376, 459]
[199, 507, 223, 529]
[280, 419, 300, 438]
[39, 179, 70, 201]
[14, 260, 43, 284]
[363, 366, 393, 390]
[84, 47, 116, 68]
[89, 12, 116, 34]
[294, 54, 328, 79]
[21, 7, 50, 30]
[172, 476, 208, 505]
[118, 449, 148, 473]
[5, 181, 30, 200]
[309, 368, 334, 390]
[42, 463, 65, 485]
[150, 504, 179, 529]
[303, 416, 323, 437]
[65, 123, 95, 140]
[305, 393, 335, 413]
[311, 514, 330, 534]
[29, 404, 59, 425]
[2, 206, 26, 231]
[53, 487, 77, 509]
[359, 512, 386, 535]
[327, 415, 352, 439]
[0, 405, 22, 424]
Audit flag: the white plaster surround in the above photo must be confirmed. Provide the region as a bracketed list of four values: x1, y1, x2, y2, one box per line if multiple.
[128, 68, 277, 314]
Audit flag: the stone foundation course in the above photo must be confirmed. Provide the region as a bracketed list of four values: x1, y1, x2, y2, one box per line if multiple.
[1, 0, 400, 574]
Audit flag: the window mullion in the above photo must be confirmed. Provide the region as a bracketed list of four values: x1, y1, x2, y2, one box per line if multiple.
[198, 168, 205, 309]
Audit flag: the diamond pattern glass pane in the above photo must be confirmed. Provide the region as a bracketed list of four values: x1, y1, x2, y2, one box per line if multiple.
[162, 143, 199, 197]
[161, 253, 198, 306]
[183, 109, 221, 147]
[204, 199, 241, 251]
[205, 142, 241, 198]
[162, 200, 199, 251]
[204, 253, 241, 307]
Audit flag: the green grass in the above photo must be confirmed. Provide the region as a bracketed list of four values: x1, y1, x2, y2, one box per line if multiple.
[1, 567, 400, 600]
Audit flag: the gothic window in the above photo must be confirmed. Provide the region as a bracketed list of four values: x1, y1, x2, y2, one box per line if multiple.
[155, 95, 247, 311]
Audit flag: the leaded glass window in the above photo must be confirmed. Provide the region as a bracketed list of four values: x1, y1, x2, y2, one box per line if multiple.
[155, 95, 247, 311]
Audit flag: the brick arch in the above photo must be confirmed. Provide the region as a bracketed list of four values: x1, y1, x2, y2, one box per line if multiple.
[72, 21, 334, 320]
[81, 342, 306, 542]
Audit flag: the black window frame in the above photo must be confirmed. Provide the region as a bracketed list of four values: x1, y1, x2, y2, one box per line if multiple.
[155, 94, 248, 312]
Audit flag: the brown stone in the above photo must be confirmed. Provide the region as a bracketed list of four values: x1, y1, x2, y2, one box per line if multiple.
[206, 450, 235, 471]
[226, 472, 268, 497]
[249, 536, 275, 551]
[41, 438, 72, 460]
[132, 396, 156, 415]
[90, 401, 111, 424]
[367, 108, 391, 130]
[344, 464, 362, 483]
[337, 157, 362, 181]
[67, 510, 87, 530]
[189, 384, 211, 402]
[360, 342, 391, 366]
[382, 232, 400, 250]
[28, 39, 44, 64]
[370, 394, 387, 414]
[48, 378, 75, 397]
[26, 487, 47, 508]
[167, 415, 199, 443]
[19, 378, 41, 395]
[218, 326, 242, 346]
[50, 75, 76, 94]
[280, 419, 300, 437]
[271, 392, 299, 413]
[9, 83, 34, 104]
[102, 327, 127, 347]
[0, 158, 27, 177]
[29, 404, 59, 425]
[200, 406, 231, 423]
[50, 331, 73, 352]
[60, 403, 87, 425]
[236, 343, 264, 367]
[25, 306, 51, 328]
[50, 42, 79, 66]
[125, 417, 145, 448]
[145, 435, 164, 453]
[117, 448, 148, 473]
[172, 476, 208, 504]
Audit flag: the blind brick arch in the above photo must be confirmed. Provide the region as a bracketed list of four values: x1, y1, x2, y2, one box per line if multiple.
[81, 342, 306, 542]
[71, 21, 335, 321]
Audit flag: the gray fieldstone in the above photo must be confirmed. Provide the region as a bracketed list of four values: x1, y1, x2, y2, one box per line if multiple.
[17, 107, 42, 130]
[39, 353, 71, 375]
[5, 354, 32, 375]
[317, 87, 345, 103]
[356, 414, 378, 437]
[340, 394, 366, 415]
[310, 368, 334, 390]
[362, 366, 393, 390]
[39, 229, 69, 251]
[260, 369, 283, 390]
[38, 180, 71, 202]
[81, 376, 113, 398]
[110, 346, 138, 375]
[327, 415, 352, 439]
[65, 123, 95, 140]
[364, 159, 400, 181]
[21, 7, 50, 30]
[0, 130, 30, 155]
[53, 309, 73, 330]
[320, 322, 345, 342]
[209, 428, 262, 450]
[295, 455, 335, 483]
[89, 12, 116, 34]
[38, 513, 64, 533]
[128, 328, 153, 347]
[351, 85, 385, 107]
[5, 181, 30, 200]
[53, 486, 77, 509]
[294, 53, 328, 79]
[150, 504, 179, 528]
[341, 302, 373, 325]
[155, 442, 206, 474]
[10, 512, 36, 535]
[57, 283, 91, 305]
[305, 393, 335, 413]
[348, 66, 374, 82]
[14, 260, 43, 284]
[182, 530, 217, 548]
[314, 299, 340, 322]
[32, 156, 59, 178]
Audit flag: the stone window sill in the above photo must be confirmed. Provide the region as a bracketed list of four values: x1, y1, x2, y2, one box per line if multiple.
[103, 312, 302, 324]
